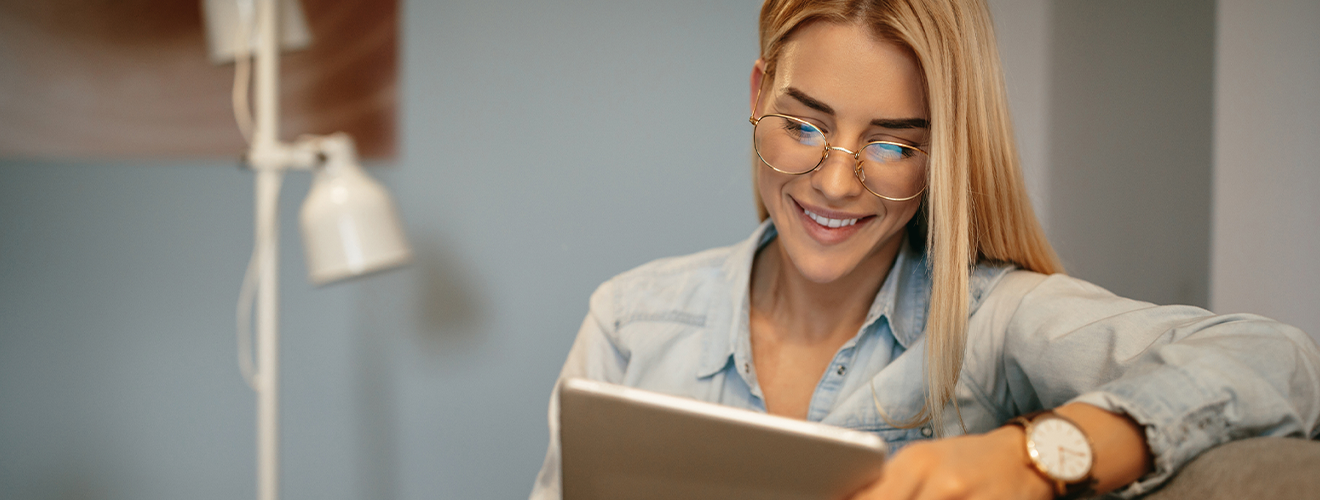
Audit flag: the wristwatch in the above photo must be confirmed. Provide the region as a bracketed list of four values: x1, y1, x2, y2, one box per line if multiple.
[1009, 411, 1098, 499]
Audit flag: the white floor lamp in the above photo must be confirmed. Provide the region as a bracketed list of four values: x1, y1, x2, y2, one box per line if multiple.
[205, 1, 412, 499]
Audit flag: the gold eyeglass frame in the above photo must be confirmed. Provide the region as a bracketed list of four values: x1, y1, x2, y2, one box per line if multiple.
[749, 91, 929, 202]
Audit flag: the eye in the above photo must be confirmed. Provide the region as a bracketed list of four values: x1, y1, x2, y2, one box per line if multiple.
[864, 142, 916, 163]
[779, 119, 826, 147]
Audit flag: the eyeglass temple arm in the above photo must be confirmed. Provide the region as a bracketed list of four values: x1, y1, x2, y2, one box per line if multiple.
[749, 87, 764, 124]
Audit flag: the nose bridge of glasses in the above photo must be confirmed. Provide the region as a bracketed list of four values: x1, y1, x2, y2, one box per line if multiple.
[826, 145, 872, 181]
[824, 145, 865, 171]
[817, 144, 866, 187]
[812, 144, 867, 196]
[821, 128, 868, 160]
[826, 145, 859, 157]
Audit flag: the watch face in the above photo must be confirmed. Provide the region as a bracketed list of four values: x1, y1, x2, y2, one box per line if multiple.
[1026, 417, 1093, 482]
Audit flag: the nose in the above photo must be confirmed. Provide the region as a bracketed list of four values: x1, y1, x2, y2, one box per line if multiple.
[812, 146, 865, 199]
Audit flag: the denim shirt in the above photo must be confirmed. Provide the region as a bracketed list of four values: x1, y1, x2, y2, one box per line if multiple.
[530, 222, 1320, 499]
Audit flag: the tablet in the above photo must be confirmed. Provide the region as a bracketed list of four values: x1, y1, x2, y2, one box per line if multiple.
[559, 378, 888, 500]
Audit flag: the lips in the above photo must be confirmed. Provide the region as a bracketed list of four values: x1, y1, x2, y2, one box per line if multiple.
[802, 207, 859, 228]
[792, 198, 875, 245]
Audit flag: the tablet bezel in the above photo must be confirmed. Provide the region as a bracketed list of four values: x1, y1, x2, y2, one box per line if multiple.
[559, 378, 888, 500]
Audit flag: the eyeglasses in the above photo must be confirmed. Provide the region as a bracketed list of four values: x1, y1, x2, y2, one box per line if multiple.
[749, 105, 929, 202]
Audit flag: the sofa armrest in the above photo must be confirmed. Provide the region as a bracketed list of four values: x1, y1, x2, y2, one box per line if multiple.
[1140, 437, 1320, 499]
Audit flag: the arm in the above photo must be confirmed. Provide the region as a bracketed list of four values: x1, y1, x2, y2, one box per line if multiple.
[529, 281, 629, 500]
[1008, 275, 1320, 496]
[1051, 402, 1151, 494]
[848, 402, 1148, 500]
[852, 272, 1319, 500]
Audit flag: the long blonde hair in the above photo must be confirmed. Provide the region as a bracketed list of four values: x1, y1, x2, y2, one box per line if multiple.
[754, 0, 1063, 434]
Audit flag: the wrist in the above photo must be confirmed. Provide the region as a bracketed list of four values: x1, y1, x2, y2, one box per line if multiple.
[1005, 410, 1102, 499]
[990, 425, 1055, 499]
[1053, 403, 1153, 494]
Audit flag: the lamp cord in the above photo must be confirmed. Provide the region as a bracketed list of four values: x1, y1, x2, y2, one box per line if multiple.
[237, 242, 259, 390]
[234, 0, 263, 390]
[237, 169, 285, 390]
[232, 0, 256, 144]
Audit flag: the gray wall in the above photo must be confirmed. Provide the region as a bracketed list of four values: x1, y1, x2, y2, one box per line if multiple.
[1212, 0, 1320, 340]
[2, 1, 1316, 500]
[1047, 0, 1216, 308]
[1, 1, 761, 499]
[988, 0, 1053, 229]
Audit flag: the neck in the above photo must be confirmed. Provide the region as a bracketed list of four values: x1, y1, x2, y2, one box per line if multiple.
[750, 234, 904, 344]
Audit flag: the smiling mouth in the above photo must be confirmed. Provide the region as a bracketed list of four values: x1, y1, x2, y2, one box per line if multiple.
[798, 200, 876, 228]
[802, 207, 859, 228]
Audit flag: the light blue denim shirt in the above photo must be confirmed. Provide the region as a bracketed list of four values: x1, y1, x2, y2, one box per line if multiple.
[531, 221, 1320, 499]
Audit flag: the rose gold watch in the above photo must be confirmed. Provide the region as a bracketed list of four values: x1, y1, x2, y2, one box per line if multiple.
[1009, 411, 1098, 499]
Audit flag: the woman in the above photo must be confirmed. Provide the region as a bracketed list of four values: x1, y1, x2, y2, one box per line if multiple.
[531, 0, 1320, 498]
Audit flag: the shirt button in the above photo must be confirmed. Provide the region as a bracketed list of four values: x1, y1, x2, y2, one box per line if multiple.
[743, 362, 750, 373]
[836, 365, 846, 376]
[920, 426, 934, 437]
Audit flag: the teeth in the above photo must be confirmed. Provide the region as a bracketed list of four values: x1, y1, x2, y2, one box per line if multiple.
[803, 208, 859, 228]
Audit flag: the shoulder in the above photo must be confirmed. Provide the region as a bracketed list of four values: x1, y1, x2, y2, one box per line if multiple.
[588, 240, 745, 331]
[988, 272, 1224, 345]
[1012, 273, 1159, 330]
[968, 269, 1149, 342]
[978, 269, 1132, 314]
[577, 239, 750, 383]
[610, 243, 734, 290]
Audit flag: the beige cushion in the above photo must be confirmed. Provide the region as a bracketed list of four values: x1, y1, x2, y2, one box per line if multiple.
[1141, 437, 1320, 499]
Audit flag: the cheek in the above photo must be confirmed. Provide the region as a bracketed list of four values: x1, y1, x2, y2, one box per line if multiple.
[887, 199, 923, 231]
[755, 168, 789, 211]
[865, 199, 921, 242]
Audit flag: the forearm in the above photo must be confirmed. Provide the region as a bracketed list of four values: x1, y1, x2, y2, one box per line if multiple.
[1053, 402, 1152, 494]
[1004, 276, 1320, 495]
[984, 403, 1151, 499]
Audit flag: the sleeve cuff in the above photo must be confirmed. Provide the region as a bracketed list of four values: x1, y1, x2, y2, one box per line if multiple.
[1069, 365, 1231, 499]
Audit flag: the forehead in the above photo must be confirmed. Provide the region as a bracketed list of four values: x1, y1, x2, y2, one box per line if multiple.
[773, 22, 927, 119]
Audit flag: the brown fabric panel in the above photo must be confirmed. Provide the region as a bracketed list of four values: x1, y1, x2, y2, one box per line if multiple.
[0, 0, 397, 160]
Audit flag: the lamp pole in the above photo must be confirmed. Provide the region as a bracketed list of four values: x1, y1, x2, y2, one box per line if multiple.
[233, 2, 411, 498]
[252, 0, 283, 499]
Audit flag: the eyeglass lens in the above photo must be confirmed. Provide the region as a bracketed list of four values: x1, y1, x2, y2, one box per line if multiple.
[753, 115, 926, 199]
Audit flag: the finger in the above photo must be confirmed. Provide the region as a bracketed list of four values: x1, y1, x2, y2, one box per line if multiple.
[853, 473, 922, 500]
[858, 448, 926, 500]
[911, 472, 971, 500]
[845, 476, 882, 500]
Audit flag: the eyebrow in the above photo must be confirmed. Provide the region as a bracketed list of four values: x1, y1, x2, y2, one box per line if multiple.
[783, 86, 930, 130]
[785, 87, 835, 114]
[871, 117, 930, 130]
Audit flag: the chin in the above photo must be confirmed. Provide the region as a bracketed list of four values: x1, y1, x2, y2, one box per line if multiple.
[775, 211, 911, 286]
[780, 238, 874, 284]
[795, 260, 857, 284]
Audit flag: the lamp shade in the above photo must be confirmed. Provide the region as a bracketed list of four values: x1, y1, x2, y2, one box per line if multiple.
[202, 0, 313, 64]
[299, 134, 412, 285]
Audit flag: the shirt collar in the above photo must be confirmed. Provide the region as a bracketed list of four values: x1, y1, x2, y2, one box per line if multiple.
[879, 244, 1014, 349]
[886, 240, 931, 349]
[696, 221, 774, 378]
[695, 222, 1013, 379]
[863, 243, 1011, 349]
[696, 221, 930, 377]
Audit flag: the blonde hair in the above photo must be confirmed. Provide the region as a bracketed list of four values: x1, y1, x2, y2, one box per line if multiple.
[754, 0, 1063, 434]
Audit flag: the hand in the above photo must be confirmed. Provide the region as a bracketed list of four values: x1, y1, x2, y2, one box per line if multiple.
[847, 426, 1053, 500]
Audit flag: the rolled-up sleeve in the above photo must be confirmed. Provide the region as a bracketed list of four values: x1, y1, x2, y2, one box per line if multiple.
[529, 280, 629, 500]
[1002, 274, 1320, 498]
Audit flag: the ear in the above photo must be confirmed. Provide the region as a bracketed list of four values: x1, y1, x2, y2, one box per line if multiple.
[750, 58, 767, 117]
